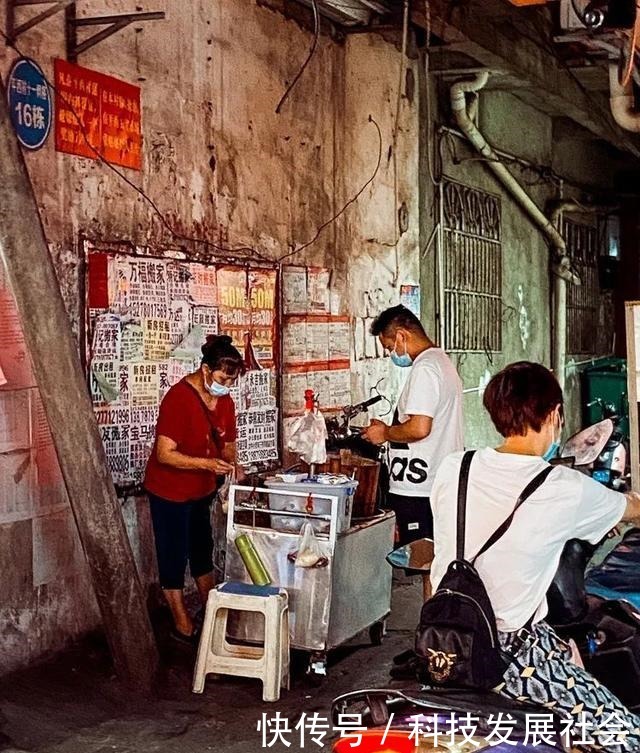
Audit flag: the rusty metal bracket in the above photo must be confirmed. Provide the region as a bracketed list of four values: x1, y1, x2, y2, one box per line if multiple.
[66, 5, 165, 62]
[5, 0, 76, 43]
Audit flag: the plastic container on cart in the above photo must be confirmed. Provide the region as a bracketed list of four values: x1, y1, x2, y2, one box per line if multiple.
[264, 477, 357, 534]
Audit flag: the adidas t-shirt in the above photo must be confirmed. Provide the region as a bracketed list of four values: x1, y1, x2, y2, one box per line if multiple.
[388, 347, 464, 498]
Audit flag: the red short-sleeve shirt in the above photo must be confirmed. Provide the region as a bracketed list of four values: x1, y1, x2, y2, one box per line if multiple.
[144, 378, 236, 503]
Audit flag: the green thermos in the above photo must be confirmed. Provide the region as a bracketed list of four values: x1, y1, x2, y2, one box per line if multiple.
[235, 533, 272, 586]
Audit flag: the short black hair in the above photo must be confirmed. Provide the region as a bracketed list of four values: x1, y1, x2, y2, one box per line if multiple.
[370, 305, 425, 338]
[483, 361, 564, 437]
[201, 335, 244, 377]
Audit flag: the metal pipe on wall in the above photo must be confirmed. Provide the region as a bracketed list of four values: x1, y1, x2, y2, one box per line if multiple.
[449, 72, 579, 389]
[609, 63, 640, 133]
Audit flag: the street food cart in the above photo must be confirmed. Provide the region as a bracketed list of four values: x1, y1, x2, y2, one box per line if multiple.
[224, 481, 395, 678]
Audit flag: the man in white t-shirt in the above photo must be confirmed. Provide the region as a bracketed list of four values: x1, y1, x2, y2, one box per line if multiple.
[362, 305, 463, 576]
[430, 361, 640, 752]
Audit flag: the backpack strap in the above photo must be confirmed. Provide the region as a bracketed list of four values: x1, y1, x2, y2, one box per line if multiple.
[456, 450, 476, 560]
[470, 465, 555, 565]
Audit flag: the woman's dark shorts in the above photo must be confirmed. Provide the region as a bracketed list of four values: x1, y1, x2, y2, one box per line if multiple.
[148, 492, 214, 590]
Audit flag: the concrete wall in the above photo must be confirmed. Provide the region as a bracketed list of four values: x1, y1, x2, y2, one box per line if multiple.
[422, 86, 621, 447]
[0, 0, 625, 673]
[0, 0, 419, 673]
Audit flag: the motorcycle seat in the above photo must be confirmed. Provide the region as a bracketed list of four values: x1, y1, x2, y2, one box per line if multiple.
[389, 683, 555, 719]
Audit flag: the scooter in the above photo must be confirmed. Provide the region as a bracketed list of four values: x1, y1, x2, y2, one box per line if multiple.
[557, 399, 628, 491]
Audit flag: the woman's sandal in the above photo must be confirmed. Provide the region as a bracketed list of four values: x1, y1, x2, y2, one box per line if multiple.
[169, 626, 201, 646]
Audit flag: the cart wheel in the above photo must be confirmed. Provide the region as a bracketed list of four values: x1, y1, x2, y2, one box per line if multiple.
[369, 621, 386, 646]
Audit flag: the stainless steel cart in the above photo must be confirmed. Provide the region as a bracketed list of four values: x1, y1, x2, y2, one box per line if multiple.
[225, 484, 395, 678]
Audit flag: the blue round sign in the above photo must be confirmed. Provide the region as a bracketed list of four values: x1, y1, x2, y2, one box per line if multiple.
[7, 57, 52, 151]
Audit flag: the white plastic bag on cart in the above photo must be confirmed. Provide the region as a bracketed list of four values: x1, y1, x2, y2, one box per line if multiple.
[287, 410, 328, 465]
[218, 471, 234, 514]
[295, 523, 323, 568]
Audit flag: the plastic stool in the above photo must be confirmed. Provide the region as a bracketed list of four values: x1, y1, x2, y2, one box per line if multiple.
[192, 582, 290, 702]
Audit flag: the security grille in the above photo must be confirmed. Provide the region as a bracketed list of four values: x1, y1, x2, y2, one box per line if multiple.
[441, 180, 502, 352]
[563, 218, 602, 355]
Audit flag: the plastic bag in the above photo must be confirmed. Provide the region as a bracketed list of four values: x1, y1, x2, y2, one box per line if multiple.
[287, 410, 328, 465]
[218, 470, 234, 514]
[295, 523, 323, 568]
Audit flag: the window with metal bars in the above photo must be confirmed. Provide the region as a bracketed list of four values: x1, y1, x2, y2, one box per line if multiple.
[441, 180, 502, 353]
[563, 218, 604, 355]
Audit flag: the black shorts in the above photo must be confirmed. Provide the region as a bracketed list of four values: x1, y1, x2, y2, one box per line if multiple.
[384, 493, 433, 546]
[148, 492, 214, 590]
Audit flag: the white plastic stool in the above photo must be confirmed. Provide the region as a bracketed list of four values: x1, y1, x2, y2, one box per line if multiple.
[192, 582, 290, 702]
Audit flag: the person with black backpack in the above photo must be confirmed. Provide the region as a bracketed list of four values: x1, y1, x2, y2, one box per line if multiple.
[422, 361, 640, 753]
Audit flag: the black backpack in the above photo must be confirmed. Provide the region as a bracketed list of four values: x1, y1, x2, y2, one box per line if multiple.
[415, 450, 553, 689]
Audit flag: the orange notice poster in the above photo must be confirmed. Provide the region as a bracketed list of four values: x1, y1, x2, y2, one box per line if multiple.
[54, 59, 142, 170]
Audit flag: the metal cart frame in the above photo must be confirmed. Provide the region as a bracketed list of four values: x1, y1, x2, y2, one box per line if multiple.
[224, 485, 395, 677]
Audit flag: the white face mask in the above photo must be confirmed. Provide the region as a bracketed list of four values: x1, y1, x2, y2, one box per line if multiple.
[204, 368, 230, 397]
[206, 378, 230, 398]
[543, 411, 562, 462]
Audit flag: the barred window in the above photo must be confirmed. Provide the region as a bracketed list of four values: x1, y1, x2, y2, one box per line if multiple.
[441, 180, 502, 352]
[563, 218, 603, 355]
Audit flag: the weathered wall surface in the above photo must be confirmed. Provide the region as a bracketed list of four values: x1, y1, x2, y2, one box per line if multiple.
[0, 0, 418, 673]
[422, 86, 621, 447]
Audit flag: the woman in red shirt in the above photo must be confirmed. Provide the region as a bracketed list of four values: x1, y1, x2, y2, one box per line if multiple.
[144, 335, 243, 643]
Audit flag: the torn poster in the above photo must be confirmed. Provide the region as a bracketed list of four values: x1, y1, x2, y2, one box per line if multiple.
[143, 318, 172, 361]
[307, 320, 330, 364]
[169, 300, 192, 346]
[192, 306, 219, 334]
[283, 373, 308, 415]
[120, 322, 144, 362]
[329, 318, 351, 363]
[0, 270, 35, 389]
[283, 319, 306, 365]
[172, 324, 205, 362]
[99, 423, 131, 484]
[92, 314, 121, 360]
[0, 390, 31, 454]
[167, 261, 192, 301]
[248, 269, 276, 364]
[189, 266, 218, 307]
[236, 407, 279, 465]
[329, 370, 351, 410]
[400, 284, 421, 317]
[129, 405, 158, 480]
[114, 258, 169, 319]
[130, 362, 160, 407]
[90, 359, 120, 403]
[283, 266, 307, 315]
[307, 268, 330, 314]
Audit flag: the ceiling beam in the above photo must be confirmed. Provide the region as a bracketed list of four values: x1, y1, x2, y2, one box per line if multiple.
[413, 0, 640, 156]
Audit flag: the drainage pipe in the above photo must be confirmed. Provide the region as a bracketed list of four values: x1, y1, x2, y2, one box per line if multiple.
[609, 63, 640, 133]
[450, 72, 579, 389]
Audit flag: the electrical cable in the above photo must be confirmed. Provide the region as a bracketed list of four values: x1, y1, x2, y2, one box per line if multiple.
[389, 0, 410, 286]
[424, 0, 441, 188]
[275, 0, 320, 114]
[621, 6, 639, 88]
[370, 378, 392, 417]
[276, 115, 383, 261]
[1, 26, 383, 267]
